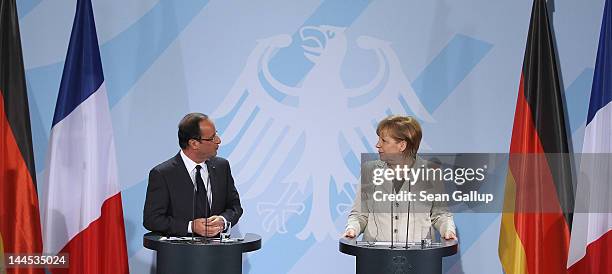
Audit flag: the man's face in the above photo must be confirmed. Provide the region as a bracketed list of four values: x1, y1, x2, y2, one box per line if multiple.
[195, 119, 221, 160]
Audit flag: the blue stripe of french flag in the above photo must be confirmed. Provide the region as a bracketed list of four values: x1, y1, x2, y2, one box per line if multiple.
[41, 0, 129, 273]
[568, 0, 612, 272]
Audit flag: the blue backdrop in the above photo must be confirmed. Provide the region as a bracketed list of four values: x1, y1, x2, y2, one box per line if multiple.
[19, 0, 604, 273]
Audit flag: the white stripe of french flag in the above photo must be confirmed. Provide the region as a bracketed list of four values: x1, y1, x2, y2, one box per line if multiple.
[41, 0, 128, 273]
[567, 0, 612, 272]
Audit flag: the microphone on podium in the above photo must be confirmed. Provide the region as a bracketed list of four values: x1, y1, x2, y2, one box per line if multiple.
[191, 181, 197, 242]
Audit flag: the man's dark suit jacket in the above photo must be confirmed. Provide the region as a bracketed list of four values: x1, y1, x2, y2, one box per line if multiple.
[143, 153, 243, 236]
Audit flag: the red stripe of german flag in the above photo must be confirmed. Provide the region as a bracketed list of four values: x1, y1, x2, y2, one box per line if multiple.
[499, 0, 574, 273]
[0, 0, 44, 273]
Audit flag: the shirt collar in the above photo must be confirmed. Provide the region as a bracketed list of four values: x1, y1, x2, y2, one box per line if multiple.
[179, 150, 205, 174]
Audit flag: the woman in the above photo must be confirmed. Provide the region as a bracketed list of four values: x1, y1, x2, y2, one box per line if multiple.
[344, 115, 457, 242]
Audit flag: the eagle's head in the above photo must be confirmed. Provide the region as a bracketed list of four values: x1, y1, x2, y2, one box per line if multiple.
[300, 25, 347, 64]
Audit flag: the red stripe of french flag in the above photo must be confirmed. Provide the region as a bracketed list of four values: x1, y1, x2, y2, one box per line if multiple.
[41, 0, 128, 273]
[567, 0, 612, 272]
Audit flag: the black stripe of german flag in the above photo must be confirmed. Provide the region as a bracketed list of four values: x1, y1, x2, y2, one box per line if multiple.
[499, 1, 574, 274]
[0, 0, 43, 272]
[521, 0, 574, 227]
[1, 0, 36, 181]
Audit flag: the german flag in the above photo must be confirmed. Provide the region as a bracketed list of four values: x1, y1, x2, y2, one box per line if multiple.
[498, 0, 574, 273]
[0, 0, 44, 273]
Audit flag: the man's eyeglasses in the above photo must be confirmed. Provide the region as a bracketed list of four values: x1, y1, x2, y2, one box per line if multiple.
[195, 131, 220, 142]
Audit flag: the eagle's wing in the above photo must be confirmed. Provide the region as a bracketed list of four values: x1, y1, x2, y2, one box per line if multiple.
[346, 36, 434, 122]
[212, 35, 306, 199]
[338, 36, 435, 156]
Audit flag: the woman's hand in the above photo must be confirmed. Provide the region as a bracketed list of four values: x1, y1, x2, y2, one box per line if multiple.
[343, 228, 357, 238]
[443, 231, 457, 240]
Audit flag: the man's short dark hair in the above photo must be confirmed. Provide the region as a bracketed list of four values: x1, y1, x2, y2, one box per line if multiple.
[178, 113, 208, 149]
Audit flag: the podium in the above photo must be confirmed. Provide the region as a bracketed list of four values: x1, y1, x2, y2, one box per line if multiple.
[339, 237, 457, 274]
[143, 232, 261, 274]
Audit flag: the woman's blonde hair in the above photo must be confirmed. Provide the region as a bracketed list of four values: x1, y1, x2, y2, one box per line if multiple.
[376, 115, 422, 158]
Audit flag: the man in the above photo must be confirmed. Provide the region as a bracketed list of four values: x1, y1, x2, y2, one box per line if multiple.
[143, 113, 243, 236]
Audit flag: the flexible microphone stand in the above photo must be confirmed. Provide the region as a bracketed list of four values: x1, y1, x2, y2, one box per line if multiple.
[203, 160, 215, 244]
[404, 179, 412, 249]
[203, 175, 211, 243]
[390, 200, 395, 249]
[191, 183, 197, 243]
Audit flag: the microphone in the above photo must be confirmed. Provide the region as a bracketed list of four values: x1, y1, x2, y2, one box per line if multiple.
[204, 160, 215, 241]
[390, 178, 405, 249]
[206, 161, 215, 209]
[404, 179, 412, 249]
[191, 180, 197, 243]
[390, 199, 395, 249]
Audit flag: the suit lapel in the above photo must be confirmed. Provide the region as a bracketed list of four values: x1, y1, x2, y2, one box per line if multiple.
[207, 158, 222, 213]
[172, 153, 195, 193]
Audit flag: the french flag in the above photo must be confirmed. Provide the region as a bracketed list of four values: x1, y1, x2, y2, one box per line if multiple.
[41, 0, 128, 273]
[567, 0, 612, 272]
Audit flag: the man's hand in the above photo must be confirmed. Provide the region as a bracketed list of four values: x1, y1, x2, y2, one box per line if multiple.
[207, 216, 225, 228]
[443, 231, 457, 240]
[192, 218, 223, 237]
[343, 228, 357, 238]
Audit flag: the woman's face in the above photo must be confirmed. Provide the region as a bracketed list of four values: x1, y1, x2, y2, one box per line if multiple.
[376, 131, 406, 163]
